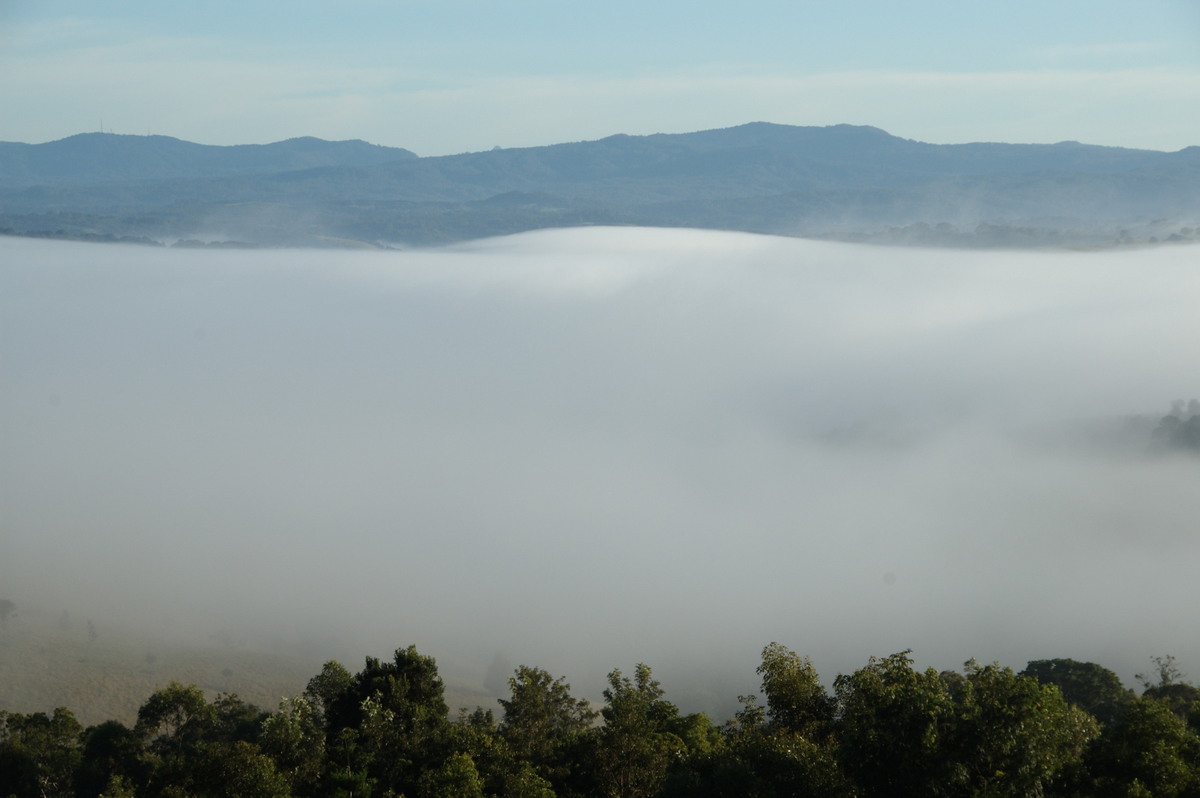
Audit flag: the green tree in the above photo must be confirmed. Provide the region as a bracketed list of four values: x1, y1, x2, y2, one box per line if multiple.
[1083, 697, 1200, 797]
[323, 727, 374, 798]
[96, 773, 137, 797]
[210, 693, 269, 747]
[666, 726, 852, 798]
[756, 642, 834, 739]
[0, 707, 84, 798]
[189, 739, 291, 798]
[323, 645, 451, 796]
[417, 751, 485, 798]
[132, 683, 285, 797]
[671, 646, 849, 798]
[75, 720, 142, 798]
[1021, 658, 1134, 726]
[1137, 655, 1200, 726]
[259, 696, 324, 795]
[592, 664, 687, 798]
[501, 760, 557, 798]
[1137, 654, 1186, 692]
[303, 660, 353, 724]
[443, 706, 535, 798]
[949, 660, 1099, 796]
[833, 650, 957, 797]
[499, 665, 596, 782]
[134, 681, 215, 758]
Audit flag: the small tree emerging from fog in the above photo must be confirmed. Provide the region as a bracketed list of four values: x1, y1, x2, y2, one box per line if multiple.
[1138, 654, 1186, 691]
[0, 599, 14, 625]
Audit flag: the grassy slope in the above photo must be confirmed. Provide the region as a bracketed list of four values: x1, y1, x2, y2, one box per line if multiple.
[0, 605, 495, 727]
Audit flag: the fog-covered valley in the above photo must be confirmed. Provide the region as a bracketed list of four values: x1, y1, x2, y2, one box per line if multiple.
[3, 228, 1199, 715]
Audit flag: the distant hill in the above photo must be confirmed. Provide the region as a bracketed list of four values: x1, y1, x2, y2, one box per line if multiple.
[2, 123, 1198, 247]
[0, 133, 417, 186]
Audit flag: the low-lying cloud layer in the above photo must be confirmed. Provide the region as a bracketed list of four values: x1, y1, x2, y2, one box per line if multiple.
[3, 229, 1199, 709]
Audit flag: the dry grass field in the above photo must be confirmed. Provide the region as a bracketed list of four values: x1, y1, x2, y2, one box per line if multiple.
[0, 602, 497, 727]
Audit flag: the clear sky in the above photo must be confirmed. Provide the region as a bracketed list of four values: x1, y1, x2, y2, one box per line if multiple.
[2, 0, 1199, 155]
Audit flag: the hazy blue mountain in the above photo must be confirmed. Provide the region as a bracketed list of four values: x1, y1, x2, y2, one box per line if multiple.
[0, 133, 417, 186]
[1, 123, 1198, 247]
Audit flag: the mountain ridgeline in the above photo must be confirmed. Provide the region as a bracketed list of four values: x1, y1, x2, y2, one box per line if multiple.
[2, 123, 1199, 247]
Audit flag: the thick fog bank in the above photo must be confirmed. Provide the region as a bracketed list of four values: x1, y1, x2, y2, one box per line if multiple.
[3, 229, 1199, 711]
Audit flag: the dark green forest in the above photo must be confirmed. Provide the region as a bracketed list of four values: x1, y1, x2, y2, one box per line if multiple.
[3, 642, 1200, 798]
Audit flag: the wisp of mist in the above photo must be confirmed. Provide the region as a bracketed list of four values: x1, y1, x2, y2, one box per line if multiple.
[3, 228, 1199, 709]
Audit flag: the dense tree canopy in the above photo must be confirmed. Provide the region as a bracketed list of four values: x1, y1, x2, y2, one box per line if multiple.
[1021, 658, 1134, 727]
[3, 643, 1199, 797]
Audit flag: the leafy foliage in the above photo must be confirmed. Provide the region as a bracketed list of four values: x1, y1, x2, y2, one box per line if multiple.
[756, 642, 834, 739]
[1022, 658, 1134, 726]
[0, 707, 82, 798]
[833, 650, 959, 796]
[948, 660, 1099, 796]
[7, 642, 1200, 797]
[498, 665, 596, 785]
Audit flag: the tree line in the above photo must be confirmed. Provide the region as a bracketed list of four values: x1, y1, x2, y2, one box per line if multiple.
[2, 643, 1199, 797]
[1152, 399, 1200, 453]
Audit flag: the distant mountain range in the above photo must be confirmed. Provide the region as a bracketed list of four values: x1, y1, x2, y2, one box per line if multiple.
[0, 133, 417, 186]
[2, 123, 1198, 247]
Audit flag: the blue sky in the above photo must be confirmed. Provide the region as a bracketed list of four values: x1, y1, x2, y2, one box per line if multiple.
[2, 0, 1199, 154]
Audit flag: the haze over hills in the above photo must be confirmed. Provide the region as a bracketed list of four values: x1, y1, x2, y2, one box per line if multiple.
[2, 123, 1199, 247]
[0, 133, 417, 186]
